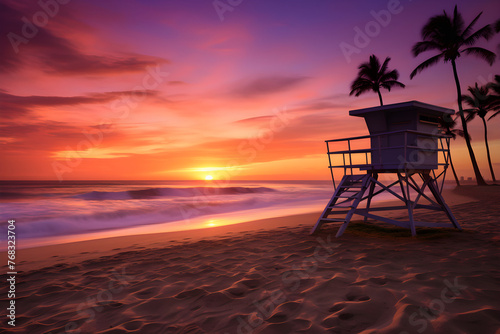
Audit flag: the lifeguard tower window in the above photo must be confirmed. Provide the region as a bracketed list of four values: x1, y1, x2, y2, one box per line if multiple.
[419, 114, 440, 125]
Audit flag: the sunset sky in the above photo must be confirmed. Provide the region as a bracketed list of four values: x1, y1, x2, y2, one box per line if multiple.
[1, 0, 499, 181]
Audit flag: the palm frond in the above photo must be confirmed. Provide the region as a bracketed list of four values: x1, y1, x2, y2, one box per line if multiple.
[487, 76, 500, 112]
[412, 41, 443, 56]
[486, 75, 500, 117]
[410, 53, 444, 79]
[488, 110, 500, 121]
[462, 94, 477, 108]
[462, 47, 496, 65]
[381, 80, 405, 90]
[369, 54, 380, 71]
[453, 128, 468, 140]
[461, 11, 482, 39]
[486, 75, 500, 94]
[379, 57, 391, 75]
[452, 5, 465, 35]
[421, 15, 451, 40]
[439, 115, 465, 139]
[350, 78, 375, 96]
[380, 69, 399, 82]
[463, 108, 476, 122]
[463, 25, 493, 46]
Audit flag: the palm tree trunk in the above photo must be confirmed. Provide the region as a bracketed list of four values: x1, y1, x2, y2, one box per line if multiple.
[451, 59, 487, 185]
[448, 148, 460, 186]
[377, 90, 383, 106]
[481, 116, 496, 182]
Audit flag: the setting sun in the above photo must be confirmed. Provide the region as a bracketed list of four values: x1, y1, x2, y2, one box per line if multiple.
[206, 219, 218, 227]
[205, 175, 214, 181]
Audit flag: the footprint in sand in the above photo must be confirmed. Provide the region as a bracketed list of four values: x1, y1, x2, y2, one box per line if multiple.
[225, 285, 247, 298]
[224, 278, 262, 298]
[266, 301, 302, 323]
[415, 272, 433, 280]
[328, 302, 346, 313]
[133, 286, 160, 299]
[201, 291, 233, 308]
[369, 277, 387, 285]
[122, 320, 143, 330]
[174, 288, 207, 299]
[345, 293, 371, 301]
[239, 278, 261, 289]
[338, 312, 355, 320]
[36, 284, 63, 295]
[96, 300, 124, 309]
[321, 311, 356, 328]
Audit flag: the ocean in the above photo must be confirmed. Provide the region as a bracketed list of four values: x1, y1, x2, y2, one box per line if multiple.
[0, 180, 341, 249]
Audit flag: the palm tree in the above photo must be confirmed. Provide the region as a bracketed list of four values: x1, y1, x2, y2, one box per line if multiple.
[350, 54, 405, 106]
[439, 115, 466, 186]
[410, 5, 496, 186]
[494, 18, 500, 51]
[487, 75, 500, 119]
[462, 83, 496, 182]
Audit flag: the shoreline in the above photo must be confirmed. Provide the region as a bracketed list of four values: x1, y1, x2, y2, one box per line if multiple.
[6, 186, 476, 272]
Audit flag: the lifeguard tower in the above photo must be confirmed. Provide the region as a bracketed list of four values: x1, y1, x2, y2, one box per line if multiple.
[311, 101, 461, 237]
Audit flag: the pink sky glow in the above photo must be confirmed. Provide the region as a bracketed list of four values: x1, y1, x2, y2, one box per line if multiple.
[1, 0, 499, 181]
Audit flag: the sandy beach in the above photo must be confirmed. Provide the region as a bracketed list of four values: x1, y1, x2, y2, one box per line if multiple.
[2, 186, 500, 333]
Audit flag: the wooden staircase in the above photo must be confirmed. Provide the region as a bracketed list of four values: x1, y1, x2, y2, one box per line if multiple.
[311, 174, 370, 237]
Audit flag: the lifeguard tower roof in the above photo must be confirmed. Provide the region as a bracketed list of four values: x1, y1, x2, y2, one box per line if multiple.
[349, 100, 454, 117]
[346, 100, 455, 171]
